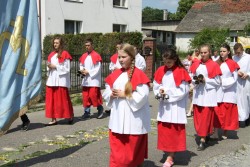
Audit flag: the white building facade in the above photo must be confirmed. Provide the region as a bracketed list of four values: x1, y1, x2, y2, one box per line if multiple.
[39, 0, 142, 42]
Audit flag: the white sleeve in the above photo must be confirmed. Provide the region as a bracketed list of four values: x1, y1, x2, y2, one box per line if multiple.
[205, 75, 221, 90]
[56, 59, 70, 75]
[164, 81, 190, 102]
[153, 80, 164, 95]
[102, 84, 113, 109]
[136, 56, 146, 71]
[126, 84, 149, 112]
[88, 62, 101, 78]
[109, 62, 115, 72]
[221, 70, 238, 90]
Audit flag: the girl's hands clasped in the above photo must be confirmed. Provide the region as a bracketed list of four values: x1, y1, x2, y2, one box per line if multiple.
[112, 89, 125, 98]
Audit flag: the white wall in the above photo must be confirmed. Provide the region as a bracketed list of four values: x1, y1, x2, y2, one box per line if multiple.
[39, 0, 142, 42]
[175, 33, 195, 52]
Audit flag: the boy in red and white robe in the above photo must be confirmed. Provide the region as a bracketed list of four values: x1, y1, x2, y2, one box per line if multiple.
[79, 38, 103, 119]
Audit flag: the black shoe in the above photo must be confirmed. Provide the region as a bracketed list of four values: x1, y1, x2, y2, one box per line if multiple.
[245, 118, 250, 126]
[239, 121, 246, 128]
[68, 118, 74, 125]
[81, 113, 90, 120]
[97, 108, 104, 119]
[21, 121, 30, 131]
[197, 142, 205, 151]
[105, 110, 111, 114]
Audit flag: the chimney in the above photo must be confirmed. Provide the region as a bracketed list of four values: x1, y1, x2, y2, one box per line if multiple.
[163, 10, 168, 20]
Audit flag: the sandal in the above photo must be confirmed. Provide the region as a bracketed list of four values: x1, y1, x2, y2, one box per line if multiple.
[162, 160, 174, 167]
[45, 121, 57, 126]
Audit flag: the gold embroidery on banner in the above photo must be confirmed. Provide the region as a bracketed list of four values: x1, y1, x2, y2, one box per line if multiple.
[0, 16, 30, 76]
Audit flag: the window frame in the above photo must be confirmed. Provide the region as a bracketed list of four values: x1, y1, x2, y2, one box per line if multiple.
[113, 24, 127, 32]
[64, 20, 82, 34]
[64, 0, 83, 3]
[113, 0, 128, 9]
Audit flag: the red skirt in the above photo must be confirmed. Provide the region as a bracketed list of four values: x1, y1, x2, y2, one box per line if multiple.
[45, 86, 73, 118]
[82, 87, 102, 107]
[193, 105, 214, 137]
[157, 122, 186, 152]
[109, 130, 148, 167]
[214, 103, 239, 130]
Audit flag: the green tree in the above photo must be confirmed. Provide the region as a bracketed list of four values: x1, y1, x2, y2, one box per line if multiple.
[175, 0, 197, 19]
[142, 7, 163, 22]
[189, 28, 230, 51]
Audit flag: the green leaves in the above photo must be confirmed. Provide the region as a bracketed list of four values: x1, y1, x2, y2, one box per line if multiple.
[189, 28, 230, 51]
[43, 32, 143, 57]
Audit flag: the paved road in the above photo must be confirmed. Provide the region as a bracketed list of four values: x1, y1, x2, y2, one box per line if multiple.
[0, 91, 250, 167]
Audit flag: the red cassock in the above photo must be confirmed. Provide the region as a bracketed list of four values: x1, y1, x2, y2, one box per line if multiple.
[214, 103, 239, 130]
[109, 131, 148, 167]
[45, 87, 73, 118]
[157, 122, 186, 152]
[193, 105, 214, 136]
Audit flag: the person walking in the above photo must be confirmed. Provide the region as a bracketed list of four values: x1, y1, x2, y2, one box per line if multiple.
[153, 49, 191, 167]
[79, 38, 104, 119]
[233, 43, 250, 128]
[45, 35, 74, 126]
[190, 44, 222, 151]
[212, 43, 239, 139]
[102, 43, 151, 167]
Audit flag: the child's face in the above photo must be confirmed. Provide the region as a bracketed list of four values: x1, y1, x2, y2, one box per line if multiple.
[118, 50, 133, 69]
[163, 58, 176, 68]
[220, 47, 230, 59]
[53, 39, 60, 50]
[200, 47, 210, 62]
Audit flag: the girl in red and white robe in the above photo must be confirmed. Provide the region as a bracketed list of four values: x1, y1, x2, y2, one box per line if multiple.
[45, 36, 74, 125]
[213, 43, 239, 139]
[153, 49, 191, 167]
[190, 44, 222, 151]
[103, 43, 151, 167]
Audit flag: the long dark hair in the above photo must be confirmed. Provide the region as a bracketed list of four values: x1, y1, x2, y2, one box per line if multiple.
[162, 49, 185, 68]
[52, 35, 65, 58]
[220, 43, 232, 60]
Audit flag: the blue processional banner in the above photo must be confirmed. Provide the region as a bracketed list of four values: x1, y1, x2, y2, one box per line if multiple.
[0, 0, 42, 135]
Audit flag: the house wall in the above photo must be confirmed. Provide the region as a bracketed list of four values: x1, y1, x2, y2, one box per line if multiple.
[175, 33, 195, 52]
[39, 0, 142, 42]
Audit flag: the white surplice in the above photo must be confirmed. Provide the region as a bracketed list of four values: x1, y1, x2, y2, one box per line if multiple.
[153, 71, 190, 124]
[102, 72, 151, 135]
[46, 53, 71, 88]
[217, 62, 238, 104]
[191, 64, 221, 107]
[80, 55, 101, 87]
[233, 52, 250, 121]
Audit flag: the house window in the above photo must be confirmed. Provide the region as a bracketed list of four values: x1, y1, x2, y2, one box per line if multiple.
[65, 20, 82, 34]
[65, 0, 83, 2]
[113, 24, 127, 32]
[113, 0, 127, 8]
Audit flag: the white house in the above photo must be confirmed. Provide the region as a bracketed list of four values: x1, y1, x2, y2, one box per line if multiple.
[175, 0, 250, 52]
[38, 0, 142, 42]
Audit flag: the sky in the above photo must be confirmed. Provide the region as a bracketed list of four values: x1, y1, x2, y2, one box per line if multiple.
[142, 0, 180, 13]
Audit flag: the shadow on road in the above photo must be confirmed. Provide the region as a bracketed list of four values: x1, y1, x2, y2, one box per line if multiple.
[13, 143, 89, 166]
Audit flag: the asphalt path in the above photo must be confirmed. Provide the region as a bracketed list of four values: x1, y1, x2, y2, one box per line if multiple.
[0, 91, 250, 167]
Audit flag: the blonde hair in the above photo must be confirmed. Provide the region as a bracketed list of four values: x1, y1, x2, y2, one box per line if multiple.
[120, 43, 136, 97]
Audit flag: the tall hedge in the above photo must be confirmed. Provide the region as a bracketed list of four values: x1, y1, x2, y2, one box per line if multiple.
[43, 32, 143, 59]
